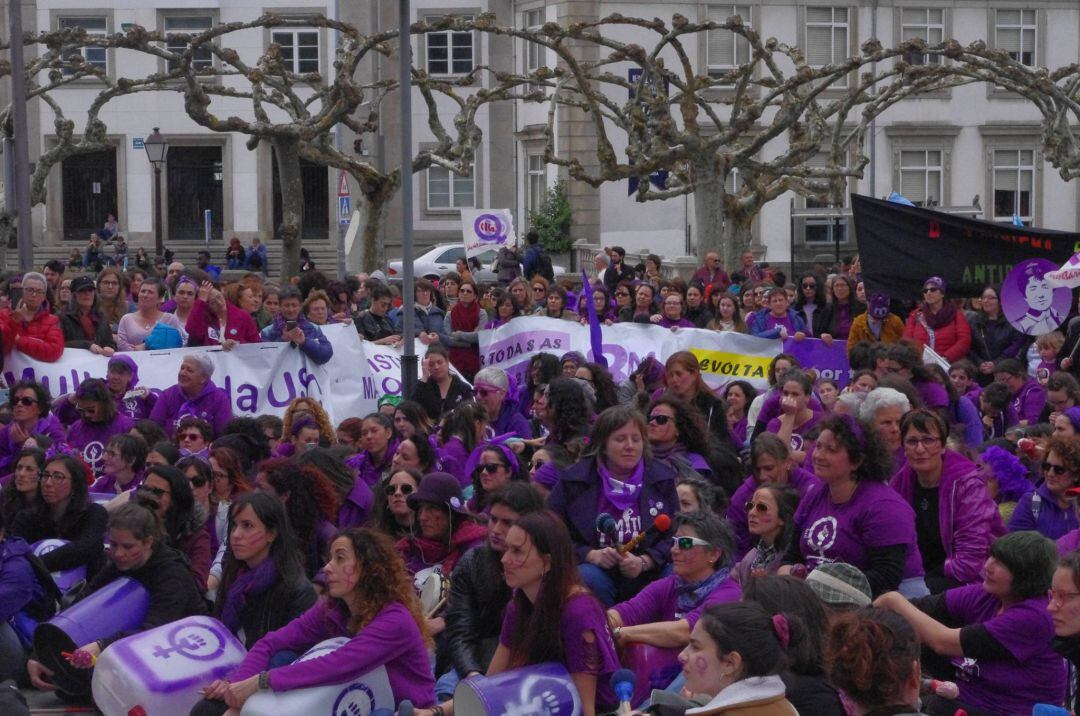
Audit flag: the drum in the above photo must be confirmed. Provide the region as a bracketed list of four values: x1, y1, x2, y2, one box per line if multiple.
[622, 641, 682, 699]
[30, 538, 86, 594]
[420, 571, 450, 619]
[453, 662, 582, 716]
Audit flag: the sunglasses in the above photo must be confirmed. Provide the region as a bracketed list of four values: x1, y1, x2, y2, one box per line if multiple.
[13, 397, 36, 407]
[615, 291, 630, 297]
[179, 432, 203, 442]
[745, 500, 771, 514]
[648, 414, 673, 426]
[802, 283, 816, 289]
[478, 463, 506, 474]
[922, 287, 941, 294]
[389, 482, 414, 495]
[671, 536, 711, 550]
[1044, 462, 1070, 476]
[140, 485, 170, 498]
[532, 286, 545, 292]
[189, 475, 209, 488]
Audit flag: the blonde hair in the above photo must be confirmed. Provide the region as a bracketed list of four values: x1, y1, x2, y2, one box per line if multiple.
[1036, 331, 1065, 353]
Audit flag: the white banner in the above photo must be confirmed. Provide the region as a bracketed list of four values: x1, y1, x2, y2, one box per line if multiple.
[479, 316, 780, 392]
[2, 324, 430, 426]
[1047, 251, 1080, 289]
[460, 208, 515, 261]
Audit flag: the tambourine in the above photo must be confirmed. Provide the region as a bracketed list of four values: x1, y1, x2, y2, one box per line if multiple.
[420, 571, 451, 619]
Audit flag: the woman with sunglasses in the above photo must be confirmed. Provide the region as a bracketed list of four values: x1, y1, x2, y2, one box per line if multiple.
[903, 276, 971, 363]
[63, 379, 134, 481]
[175, 415, 214, 459]
[1009, 436, 1080, 540]
[175, 454, 212, 519]
[876, 531, 1064, 716]
[369, 468, 421, 541]
[136, 464, 212, 590]
[734, 485, 800, 585]
[794, 273, 826, 337]
[646, 395, 714, 480]
[891, 410, 1005, 594]
[397, 472, 487, 581]
[91, 434, 148, 496]
[465, 439, 522, 513]
[527, 445, 569, 501]
[609, 511, 740, 658]
[0, 380, 65, 474]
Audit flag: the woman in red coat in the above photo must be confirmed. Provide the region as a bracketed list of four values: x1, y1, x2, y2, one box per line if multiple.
[0, 271, 64, 362]
[903, 275, 971, 362]
[186, 280, 261, 349]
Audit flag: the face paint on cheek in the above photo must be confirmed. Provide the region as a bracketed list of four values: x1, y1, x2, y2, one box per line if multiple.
[695, 656, 708, 678]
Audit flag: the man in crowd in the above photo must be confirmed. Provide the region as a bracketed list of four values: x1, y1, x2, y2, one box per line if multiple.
[690, 251, 730, 293]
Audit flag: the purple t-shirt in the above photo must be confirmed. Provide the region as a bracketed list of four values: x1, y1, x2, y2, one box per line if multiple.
[727, 468, 821, 558]
[66, 414, 135, 478]
[765, 412, 823, 454]
[944, 585, 1065, 715]
[915, 380, 949, 410]
[595, 494, 644, 549]
[794, 481, 923, 578]
[500, 593, 620, 708]
[612, 573, 741, 630]
[763, 313, 795, 335]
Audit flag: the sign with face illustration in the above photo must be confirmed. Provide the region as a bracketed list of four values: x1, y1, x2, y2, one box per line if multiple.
[1001, 259, 1072, 336]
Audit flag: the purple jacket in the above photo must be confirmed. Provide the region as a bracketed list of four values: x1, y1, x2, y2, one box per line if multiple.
[491, 398, 532, 440]
[0, 536, 46, 623]
[891, 450, 1006, 584]
[91, 470, 145, 495]
[149, 380, 233, 437]
[1011, 378, 1047, 425]
[1008, 483, 1080, 541]
[229, 600, 435, 706]
[1057, 529, 1080, 555]
[66, 414, 135, 478]
[0, 414, 65, 473]
[345, 439, 398, 489]
[437, 437, 471, 488]
[727, 468, 820, 558]
[337, 477, 374, 529]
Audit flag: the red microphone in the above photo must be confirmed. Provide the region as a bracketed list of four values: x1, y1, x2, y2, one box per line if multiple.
[617, 513, 672, 555]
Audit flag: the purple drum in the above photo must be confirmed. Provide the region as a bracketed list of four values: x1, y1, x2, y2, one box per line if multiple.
[453, 662, 582, 716]
[623, 642, 682, 701]
[30, 539, 86, 594]
[33, 576, 150, 694]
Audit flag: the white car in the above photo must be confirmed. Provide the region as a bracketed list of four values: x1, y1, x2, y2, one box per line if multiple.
[386, 242, 566, 283]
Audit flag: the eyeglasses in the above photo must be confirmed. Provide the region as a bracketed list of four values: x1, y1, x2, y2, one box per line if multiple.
[40, 471, 69, 483]
[530, 459, 546, 470]
[903, 436, 941, 450]
[478, 463, 506, 474]
[13, 397, 36, 407]
[1049, 588, 1080, 606]
[1044, 462, 1070, 476]
[922, 287, 941, 294]
[744, 501, 771, 514]
[648, 414, 673, 426]
[614, 291, 629, 298]
[139, 485, 170, 498]
[532, 286, 545, 292]
[801, 283, 816, 289]
[389, 483, 414, 495]
[671, 536, 711, 550]
[22, 287, 45, 296]
[459, 287, 475, 295]
[179, 432, 203, 442]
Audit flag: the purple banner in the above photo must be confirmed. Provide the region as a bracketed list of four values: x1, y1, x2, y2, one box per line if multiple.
[781, 338, 852, 388]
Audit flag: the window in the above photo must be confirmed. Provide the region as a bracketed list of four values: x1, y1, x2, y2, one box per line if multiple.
[802, 152, 849, 245]
[271, 29, 320, 74]
[992, 149, 1034, 224]
[706, 5, 751, 77]
[426, 15, 474, 75]
[899, 150, 942, 207]
[428, 165, 474, 209]
[524, 9, 543, 74]
[526, 153, 546, 226]
[165, 15, 214, 72]
[805, 7, 849, 68]
[994, 9, 1036, 66]
[58, 17, 107, 75]
[900, 7, 944, 65]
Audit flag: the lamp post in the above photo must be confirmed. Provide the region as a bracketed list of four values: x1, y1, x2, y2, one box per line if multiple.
[143, 128, 168, 260]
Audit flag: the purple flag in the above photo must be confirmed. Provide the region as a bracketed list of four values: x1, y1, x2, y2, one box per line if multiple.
[581, 269, 607, 368]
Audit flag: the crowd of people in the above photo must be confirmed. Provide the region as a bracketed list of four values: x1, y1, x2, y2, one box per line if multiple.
[0, 239, 1077, 715]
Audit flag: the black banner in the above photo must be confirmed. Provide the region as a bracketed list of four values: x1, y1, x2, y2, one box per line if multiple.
[851, 194, 1080, 299]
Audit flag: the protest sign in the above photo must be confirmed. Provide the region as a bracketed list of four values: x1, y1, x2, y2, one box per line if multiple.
[460, 209, 515, 261]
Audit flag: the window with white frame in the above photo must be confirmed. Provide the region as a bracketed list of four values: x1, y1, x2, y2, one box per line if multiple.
[526, 153, 546, 224]
[165, 15, 214, 72]
[805, 7, 849, 68]
[524, 9, 543, 74]
[271, 29, 320, 74]
[802, 152, 848, 244]
[994, 9, 1036, 66]
[992, 148, 1034, 223]
[426, 15, 474, 75]
[58, 17, 107, 75]
[428, 164, 475, 209]
[900, 7, 944, 65]
[899, 150, 942, 207]
[706, 5, 752, 77]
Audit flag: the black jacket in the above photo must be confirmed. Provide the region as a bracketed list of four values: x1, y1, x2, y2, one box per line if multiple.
[603, 261, 635, 294]
[11, 503, 107, 578]
[445, 545, 511, 676]
[226, 574, 317, 649]
[58, 309, 116, 350]
[409, 376, 474, 422]
[354, 309, 399, 342]
[812, 300, 866, 339]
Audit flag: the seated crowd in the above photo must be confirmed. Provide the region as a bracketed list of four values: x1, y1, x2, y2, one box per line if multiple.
[0, 248, 1076, 715]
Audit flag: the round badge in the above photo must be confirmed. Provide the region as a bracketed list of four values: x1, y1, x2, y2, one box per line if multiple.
[473, 214, 505, 243]
[1001, 259, 1071, 336]
[450, 496, 461, 508]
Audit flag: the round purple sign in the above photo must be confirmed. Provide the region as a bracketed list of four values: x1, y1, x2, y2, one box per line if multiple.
[473, 213, 505, 243]
[1001, 258, 1072, 336]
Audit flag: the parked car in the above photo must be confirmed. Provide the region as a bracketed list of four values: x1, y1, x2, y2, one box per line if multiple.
[386, 243, 566, 283]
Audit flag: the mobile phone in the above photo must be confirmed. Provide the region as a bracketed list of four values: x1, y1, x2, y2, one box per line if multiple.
[285, 320, 298, 332]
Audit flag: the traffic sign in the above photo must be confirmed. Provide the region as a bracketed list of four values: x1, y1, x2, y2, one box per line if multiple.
[337, 171, 349, 197]
[339, 196, 351, 225]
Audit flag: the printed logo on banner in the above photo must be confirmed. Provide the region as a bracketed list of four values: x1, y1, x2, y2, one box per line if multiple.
[1000, 258, 1072, 336]
[690, 348, 770, 381]
[473, 213, 506, 243]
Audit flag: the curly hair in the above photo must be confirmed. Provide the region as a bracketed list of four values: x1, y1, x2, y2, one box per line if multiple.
[578, 362, 619, 413]
[1047, 436, 1080, 477]
[809, 415, 894, 483]
[826, 607, 920, 709]
[282, 397, 334, 446]
[10, 379, 52, 413]
[330, 527, 429, 642]
[259, 458, 340, 570]
[544, 377, 591, 443]
[369, 468, 421, 539]
[648, 394, 709, 456]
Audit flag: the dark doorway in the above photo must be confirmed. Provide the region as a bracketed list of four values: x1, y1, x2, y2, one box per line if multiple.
[272, 156, 329, 239]
[167, 145, 223, 241]
[62, 149, 117, 241]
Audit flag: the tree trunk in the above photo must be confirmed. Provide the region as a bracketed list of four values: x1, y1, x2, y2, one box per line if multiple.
[354, 172, 398, 273]
[691, 159, 754, 271]
[272, 137, 304, 279]
[720, 213, 754, 274]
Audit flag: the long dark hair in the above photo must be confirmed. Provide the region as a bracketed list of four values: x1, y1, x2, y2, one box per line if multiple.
[544, 377, 590, 443]
[1, 447, 46, 524]
[213, 491, 305, 616]
[580, 362, 619, 413]
[648, 395, 709, 456]
[369, 468, 421, 539]
[504, 510, 591, 668]
[139, 465, 202, 543]
[526, 353, 561, 394]
[742, 575, 829, 677]
[259, 458, 340, 571]
[440, 402, 487, 454]
[35, 454, 91, 520]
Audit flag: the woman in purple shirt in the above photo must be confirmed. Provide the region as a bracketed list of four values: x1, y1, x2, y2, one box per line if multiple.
[651, 292, 695, 329]
[425, 510, 620, 716]
[766, 369, 822, 466]
[875, 531, 1066, 716]
[200, 527, 435, 711]
[780, 415, 927, 598]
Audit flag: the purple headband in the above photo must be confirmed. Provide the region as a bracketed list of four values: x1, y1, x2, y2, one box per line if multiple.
[531, 461, 561, 490]
[290, 415, 319, 437]
[176, 276, 198, 291]
[463, 434, 520, 478]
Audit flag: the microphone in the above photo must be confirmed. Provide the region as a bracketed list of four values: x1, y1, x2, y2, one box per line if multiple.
[397, 700, 415, 716]
[920, 678, 959, 700]
[596, 512, 620, 547]
[610, 668, 636, 716]
[617, 513, 672, 555]
[1032, 707, 1070, 716]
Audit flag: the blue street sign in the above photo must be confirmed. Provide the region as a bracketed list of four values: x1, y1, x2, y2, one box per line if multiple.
[339, 196, 351, 225]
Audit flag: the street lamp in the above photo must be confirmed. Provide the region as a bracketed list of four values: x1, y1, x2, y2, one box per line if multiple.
[143, 127, 168, 259]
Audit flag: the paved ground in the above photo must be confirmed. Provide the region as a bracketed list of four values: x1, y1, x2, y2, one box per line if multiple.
[21, 688, 95, 715]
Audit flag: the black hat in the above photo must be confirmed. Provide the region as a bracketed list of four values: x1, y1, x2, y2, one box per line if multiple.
[71, 275, 96, 293]
[407, 472, 470, 515]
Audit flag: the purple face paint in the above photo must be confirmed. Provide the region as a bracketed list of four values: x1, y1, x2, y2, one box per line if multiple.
[1001, 258, 1072, 335]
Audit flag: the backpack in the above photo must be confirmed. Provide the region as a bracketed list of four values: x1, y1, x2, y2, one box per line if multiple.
[535, 249, 555, 282]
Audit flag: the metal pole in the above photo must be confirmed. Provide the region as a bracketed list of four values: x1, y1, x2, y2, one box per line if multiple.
[153, 165, 163, 259]
[788, 199, 795, 281]
[9, 0, 33, 271]
[399, 0, 417, 397]
[333, 0, 346, 281]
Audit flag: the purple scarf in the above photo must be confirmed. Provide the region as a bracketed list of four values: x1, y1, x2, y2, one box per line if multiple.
[219, 557, 279, 632]
[597, 457, 644, 512]
[675, 567, 731, 617]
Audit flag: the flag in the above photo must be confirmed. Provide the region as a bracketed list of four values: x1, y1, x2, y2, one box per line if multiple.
[581, 269, 607, 368]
